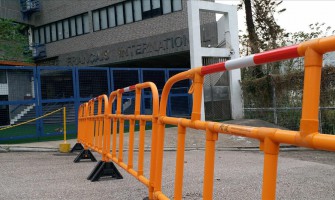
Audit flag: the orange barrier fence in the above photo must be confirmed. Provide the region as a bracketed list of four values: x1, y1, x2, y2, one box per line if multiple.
[76, 82, 159, 199]
[74, 36, 335, 200]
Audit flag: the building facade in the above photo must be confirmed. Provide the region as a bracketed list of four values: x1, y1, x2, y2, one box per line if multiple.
[0, 0, 243, 142]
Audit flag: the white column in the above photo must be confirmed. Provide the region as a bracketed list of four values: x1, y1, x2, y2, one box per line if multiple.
[187, 1, 243, 120]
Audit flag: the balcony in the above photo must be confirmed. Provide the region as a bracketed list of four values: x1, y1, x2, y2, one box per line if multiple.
[32, 44, 46, 60]
[20, 0, 40, 19]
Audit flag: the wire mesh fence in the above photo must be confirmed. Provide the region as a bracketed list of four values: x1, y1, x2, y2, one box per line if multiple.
[203, 57, 231, 121]
[0, 66, 191, 143]
[242, 66, 335, 134]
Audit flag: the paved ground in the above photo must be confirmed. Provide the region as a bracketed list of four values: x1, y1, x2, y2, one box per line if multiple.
[1, 119, 335, 199]
[0, 119, 291, 152]
[0, 150, 334, 200]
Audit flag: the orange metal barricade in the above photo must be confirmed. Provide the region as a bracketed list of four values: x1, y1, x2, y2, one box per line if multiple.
[77, 82, 159, 199]
[153, 36, 335, 200]
[76, 36, 335, 200]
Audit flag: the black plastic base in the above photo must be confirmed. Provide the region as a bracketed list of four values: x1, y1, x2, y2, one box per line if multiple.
[87, 161, 123, 182]
[73, 149, 97, 163]
[70, 143, 84, 153]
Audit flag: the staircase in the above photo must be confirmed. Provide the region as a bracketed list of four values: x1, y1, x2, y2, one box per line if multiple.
[10, 105, 35, 125]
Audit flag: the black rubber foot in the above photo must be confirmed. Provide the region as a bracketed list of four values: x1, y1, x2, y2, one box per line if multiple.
[143, 197, 149, 200]
[70, 143, 84, 153]
[73, 149, 97, 163]
[87, 161, 123, 182]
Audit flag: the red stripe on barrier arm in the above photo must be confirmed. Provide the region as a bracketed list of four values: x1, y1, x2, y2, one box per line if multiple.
[200, 62, 226, 75]
[130, 85, 136, 91]
[119, 89, 125, 93]
[254, 45, 300, 65]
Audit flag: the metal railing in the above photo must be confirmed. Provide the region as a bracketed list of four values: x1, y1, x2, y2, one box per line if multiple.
[75, 35, 335, 200]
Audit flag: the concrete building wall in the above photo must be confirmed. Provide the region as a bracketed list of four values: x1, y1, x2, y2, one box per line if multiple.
[0, 0, 22, 23]
[29, 0, 190, 59]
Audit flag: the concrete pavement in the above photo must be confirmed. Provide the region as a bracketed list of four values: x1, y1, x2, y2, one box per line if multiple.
[0, 119, 294, 152]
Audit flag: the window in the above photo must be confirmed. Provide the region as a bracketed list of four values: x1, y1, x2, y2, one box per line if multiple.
[125, 1, 133, 24]
[151, 0, 161, 16]
[173, 0, 182, 11]
[76, 16, 83, 35]
[143, 0, 150, 12]
[133, 0, 142, 21]
[57, 21, 63, 40]
[90, 0, 182, 32]
[163, 0, 172, 14]
[83, 13, 89, 33]
[152, 0, 160, 9]
[100, 8, 108, 29]
[63, 19, 70, 38]
[33, 12, 89, 43]
[93, 11, 100, 31]
[34, 29, 39, 44]
[70, 17, 76, 37]
[108, 6, 116, 27]
[51, 23, 57, 42]
[0, 70, 7, 84]
[45, 25, 51, 43]
[116, 4, 124, 25]
[39, 27, 45, 44]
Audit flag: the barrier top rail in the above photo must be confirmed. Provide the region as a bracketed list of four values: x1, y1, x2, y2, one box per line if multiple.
[201, 36, 335, 75]
[153, 35, 335, 200]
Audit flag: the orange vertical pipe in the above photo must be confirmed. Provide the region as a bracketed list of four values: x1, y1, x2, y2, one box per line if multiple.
[191, 71, 204, 121]
[202, 129, 218, 200]
[112, 118, 118, 158]
[107, 92, 118, 159]
[97, 98, 103, 151]
[148, 119, 158, 200]
[154, 120, 166, 193]
[128, 119, 135, 169]
[119, 118, 124, 162]
[261, 137, 280, 200]
[138, 119, 146, 176]
[116, 91, 122, 160]
[174, 125, 186, 200]
[88, 102, 95, 148]
[299, 48, 323, 136]
[101, 95, 109, 161]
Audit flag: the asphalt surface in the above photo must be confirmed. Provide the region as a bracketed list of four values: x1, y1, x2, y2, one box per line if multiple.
[1, 119, 335, 199]
[0, 150, 334, 200]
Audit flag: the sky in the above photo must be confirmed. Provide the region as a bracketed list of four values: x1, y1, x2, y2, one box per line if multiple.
[216, 0, 335, 34]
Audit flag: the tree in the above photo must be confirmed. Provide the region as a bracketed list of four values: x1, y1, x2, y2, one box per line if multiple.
[239, 0, 286, 79]
[0, 19, 33, 63]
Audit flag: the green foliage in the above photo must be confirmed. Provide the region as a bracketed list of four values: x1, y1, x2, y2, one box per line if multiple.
[0, 18, 33, 63]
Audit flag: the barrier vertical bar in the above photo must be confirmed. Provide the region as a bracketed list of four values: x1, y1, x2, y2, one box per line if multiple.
[138, 119, 146, 176]
[112, 117, 118, 158]
[174, 124, 186, 200]
[299, 47, 323, 136]
[88, 101, 95, 148]
[128, 119, 135, 169]
[97, 98, 103, 151]
[261, 138, 280, 200]
[119, 118, 124, 162]
[202, 128, 218, 200]
[106, 92, 117, 160]
[103, 95, 110, 161]
[191, 71, 204, 121]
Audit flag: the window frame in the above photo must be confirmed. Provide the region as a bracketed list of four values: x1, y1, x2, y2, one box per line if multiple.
[33, 12, 90, 44]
